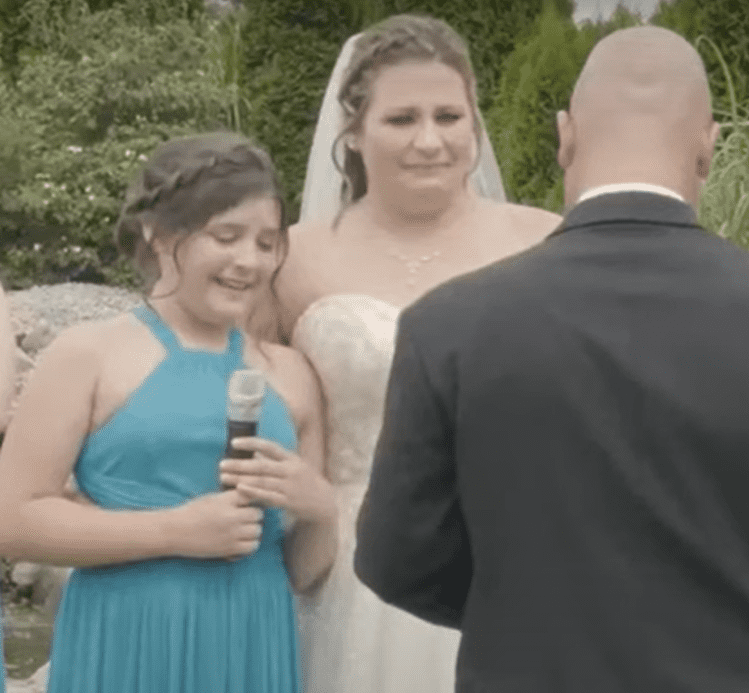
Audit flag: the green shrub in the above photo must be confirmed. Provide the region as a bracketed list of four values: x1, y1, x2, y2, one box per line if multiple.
[696, 38, 749, 246]
[0, 8, 240, 288]
[484, 4, 640, 210]
[0, 0, 205, 74]
[653, 0, 749, 118]
[238, 10, 344, 218]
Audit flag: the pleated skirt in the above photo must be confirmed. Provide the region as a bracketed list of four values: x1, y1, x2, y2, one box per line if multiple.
[47, 549, 299, 693]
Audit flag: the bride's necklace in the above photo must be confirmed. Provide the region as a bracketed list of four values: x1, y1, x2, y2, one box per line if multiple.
[386, 247, 442, 288]
[373, 194, 479, 289]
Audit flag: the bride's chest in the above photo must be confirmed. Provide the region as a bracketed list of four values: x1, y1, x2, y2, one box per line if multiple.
[293, 294, 399, 392]
[291, 294, 402, 483]
[308, 233, 485, 310]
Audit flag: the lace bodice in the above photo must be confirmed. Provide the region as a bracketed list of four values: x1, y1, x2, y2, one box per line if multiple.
[292, 294, 401, 486]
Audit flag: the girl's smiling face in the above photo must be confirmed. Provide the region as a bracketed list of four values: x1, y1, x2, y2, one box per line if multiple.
[153, 196, 283, 329]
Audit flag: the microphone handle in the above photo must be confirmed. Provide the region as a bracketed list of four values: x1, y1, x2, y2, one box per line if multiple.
[225, 419, 258, 459]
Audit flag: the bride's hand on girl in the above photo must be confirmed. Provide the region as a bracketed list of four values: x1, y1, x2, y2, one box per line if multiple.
[220, 437, 335, 524]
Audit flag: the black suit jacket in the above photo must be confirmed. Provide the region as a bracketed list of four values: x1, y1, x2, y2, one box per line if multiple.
[355, 192, 749, 692]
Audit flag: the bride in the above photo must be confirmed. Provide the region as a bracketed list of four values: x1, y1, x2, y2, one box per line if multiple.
[276, 14, 561, 693]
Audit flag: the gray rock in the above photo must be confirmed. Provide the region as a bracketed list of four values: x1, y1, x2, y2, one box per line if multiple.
[8, 283, 142, 338]
[14, 348, 35, 376]
[6, 283, 143, 417]
[20, 321, 55, 356]
[10, 562, 40, 589]
[6, 662, 49, 693]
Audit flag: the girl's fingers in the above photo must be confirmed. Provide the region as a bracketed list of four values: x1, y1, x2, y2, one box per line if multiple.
[220, 472, 241, 488]
[220, 455, 288, 478]
[230, 437, 289, 460]
[237, 484, 286, 508]
[221, 473, 270, 489]
[236, 475, 286, 494]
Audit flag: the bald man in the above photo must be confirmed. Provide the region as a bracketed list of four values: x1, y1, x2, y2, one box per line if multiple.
[355, 26, 749, 692]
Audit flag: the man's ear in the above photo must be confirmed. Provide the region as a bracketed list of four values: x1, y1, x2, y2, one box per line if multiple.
[556, 110, 575, 170]
[697, 120, 721, 181]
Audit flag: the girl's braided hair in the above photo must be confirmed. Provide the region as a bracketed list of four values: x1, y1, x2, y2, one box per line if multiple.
[333, 14, 481, 218]
[114, 132, 288, 342]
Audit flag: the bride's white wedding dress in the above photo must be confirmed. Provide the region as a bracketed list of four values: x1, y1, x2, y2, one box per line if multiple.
[292, 293, 460, 693]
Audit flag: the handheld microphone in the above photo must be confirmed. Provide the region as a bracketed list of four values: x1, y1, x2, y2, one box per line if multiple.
[225, 368, 266, 459]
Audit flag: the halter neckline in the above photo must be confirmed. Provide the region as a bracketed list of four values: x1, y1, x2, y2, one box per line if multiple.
[133, 304, 243, 357]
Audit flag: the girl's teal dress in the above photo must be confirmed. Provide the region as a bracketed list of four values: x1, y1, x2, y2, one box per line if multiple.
[47, 305, 300, 693]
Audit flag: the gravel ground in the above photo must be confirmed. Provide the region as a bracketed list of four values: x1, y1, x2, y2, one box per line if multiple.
[8, 282, 143, 337]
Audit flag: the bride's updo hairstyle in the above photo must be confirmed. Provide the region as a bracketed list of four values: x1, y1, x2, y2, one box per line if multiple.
[334, 14, 481, 214]
[115, 132, 288, 294]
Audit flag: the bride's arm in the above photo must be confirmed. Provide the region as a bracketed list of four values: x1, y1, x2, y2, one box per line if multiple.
[282, 363, 338, 594]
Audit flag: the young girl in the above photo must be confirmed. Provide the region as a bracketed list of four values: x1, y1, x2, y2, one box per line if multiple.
[0, 133, 337, 693]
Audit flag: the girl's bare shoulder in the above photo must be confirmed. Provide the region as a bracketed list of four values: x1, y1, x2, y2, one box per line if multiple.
[39, 312, 156, 374]
[42, 314, 130, 359]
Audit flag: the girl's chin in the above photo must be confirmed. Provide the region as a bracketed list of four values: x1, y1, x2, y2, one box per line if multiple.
[201, 294, 252, 325]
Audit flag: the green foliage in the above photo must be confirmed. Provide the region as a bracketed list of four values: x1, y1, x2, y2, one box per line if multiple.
[234, 1, 357, 219]
[485, 4, 639, 210]
[0, 8, 240, 288]
[650, 0, 705, 40]
[0, 0, 205, 73]
[653, 0, 749, 117]
[696, 39, 749, 247]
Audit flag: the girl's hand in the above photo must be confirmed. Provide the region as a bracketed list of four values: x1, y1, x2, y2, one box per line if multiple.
[220, 437, 336, 524]
[167, 489, 264, 559]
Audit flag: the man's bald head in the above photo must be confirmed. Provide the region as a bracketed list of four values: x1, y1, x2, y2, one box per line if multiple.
[557, 26, 720, 208]
[572, 27, 712, 130]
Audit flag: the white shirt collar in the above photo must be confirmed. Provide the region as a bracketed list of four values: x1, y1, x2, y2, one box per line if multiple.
[577, 183, 685, 204]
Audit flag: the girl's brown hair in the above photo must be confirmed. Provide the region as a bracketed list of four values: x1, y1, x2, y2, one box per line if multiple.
[114, 132, 289, 342]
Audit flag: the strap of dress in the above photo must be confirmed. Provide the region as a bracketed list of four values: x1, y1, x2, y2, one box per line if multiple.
[225, 327, 247, 375]
[132, 304, 180, 352]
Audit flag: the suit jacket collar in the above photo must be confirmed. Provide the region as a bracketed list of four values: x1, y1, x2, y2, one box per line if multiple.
[550, 191, 700, 238]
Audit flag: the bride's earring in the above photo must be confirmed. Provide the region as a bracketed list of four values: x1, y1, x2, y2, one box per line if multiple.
[345, 133, 360, 153]
[468, 130, 482, 175]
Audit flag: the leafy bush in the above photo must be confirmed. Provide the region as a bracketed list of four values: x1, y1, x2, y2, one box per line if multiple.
[0, 0, 205, 74]
[237, 4, 348, 218]
[0, 8, 241, 288]
[653, 0, 749, 118]
[484, 4, 641, 210]
[696, 38, 749, 247]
